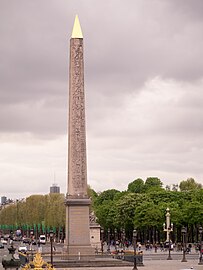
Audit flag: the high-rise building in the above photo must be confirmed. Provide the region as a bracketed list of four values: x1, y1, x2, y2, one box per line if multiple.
[50, 184, 60, 194]
[1, 196, 7, 204]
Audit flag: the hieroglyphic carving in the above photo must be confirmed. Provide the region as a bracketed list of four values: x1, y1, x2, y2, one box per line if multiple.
[68, 38, 87, 196]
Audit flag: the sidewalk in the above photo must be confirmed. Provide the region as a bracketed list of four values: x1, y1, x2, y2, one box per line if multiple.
[57, 259, 202, 270]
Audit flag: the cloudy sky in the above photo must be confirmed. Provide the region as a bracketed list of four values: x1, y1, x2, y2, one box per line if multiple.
[1, 0, 203, 199]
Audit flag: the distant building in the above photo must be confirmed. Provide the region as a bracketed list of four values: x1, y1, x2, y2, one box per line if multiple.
[1, 196, 7, 204]
[50, 184, 60, 194]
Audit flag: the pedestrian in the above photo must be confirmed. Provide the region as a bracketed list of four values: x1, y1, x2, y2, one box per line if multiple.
[154, 243, 158, 253]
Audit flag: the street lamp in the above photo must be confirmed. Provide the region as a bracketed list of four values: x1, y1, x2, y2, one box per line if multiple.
[114, 228, 117, 252]
[163, 208, 173, 260]
[50, 230, 54, 267]
[181, 226, 187, 262]
[122, 228, 126, 250]
[107, 228, 110, 254]
[101, 228, 104, 254]
[9, 231, 13, 245]
[30, 229, 34, 255]
[16, 199, 19, 227]
[199, 226, 203, 265]
[167, 225, 173, 260]
[132, 229, 138, 270]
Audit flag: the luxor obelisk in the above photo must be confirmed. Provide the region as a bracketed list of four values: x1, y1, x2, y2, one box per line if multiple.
[65, 15, 93, 255]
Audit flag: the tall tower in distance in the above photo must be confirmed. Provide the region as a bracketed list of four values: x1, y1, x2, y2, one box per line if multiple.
[65, 15, 93, 255]
[50, 183, 60, 194]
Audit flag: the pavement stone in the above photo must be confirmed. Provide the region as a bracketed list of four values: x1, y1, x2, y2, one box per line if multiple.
[57, 259, 202, 270]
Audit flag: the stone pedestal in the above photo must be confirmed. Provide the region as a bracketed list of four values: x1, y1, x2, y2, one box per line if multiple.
[65, 198, 94, 255]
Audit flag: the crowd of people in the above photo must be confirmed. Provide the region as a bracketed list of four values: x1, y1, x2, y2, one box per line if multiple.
[101, 239, 202, 254]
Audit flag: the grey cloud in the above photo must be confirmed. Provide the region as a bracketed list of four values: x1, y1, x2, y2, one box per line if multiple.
[1, 0, 203, 197]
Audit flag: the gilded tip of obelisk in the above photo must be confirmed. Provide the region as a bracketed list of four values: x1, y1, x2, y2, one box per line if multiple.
[71, 15, 83, 38]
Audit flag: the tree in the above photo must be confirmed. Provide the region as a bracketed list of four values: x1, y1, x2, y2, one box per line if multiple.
[44, 193, 65, 228]
[25, 195, 45, 225]
[145, 177, 163, 192]
[172, 184, 178, 191]
[110, 193, 141, 231]
[94, 189, 120, 206]
[87, 185, 98, 201]
[94, 200, 114, 229]
[134, 201, 163, 229]
[87, 185, 98, 211]
[127, 178, 145, 193]
[179, 178, 202, 191]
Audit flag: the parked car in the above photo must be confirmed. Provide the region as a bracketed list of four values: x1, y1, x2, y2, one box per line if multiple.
[0, 243, 4, 249]
[39, 235, 46, 245]
[3, 234, 10, 240]
[18, 245, 27, 253]
[22, 238, 31, 244]
[1, 239, 8, 245]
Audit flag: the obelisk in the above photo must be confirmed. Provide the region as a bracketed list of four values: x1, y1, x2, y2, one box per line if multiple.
[65, 15, 93, 255]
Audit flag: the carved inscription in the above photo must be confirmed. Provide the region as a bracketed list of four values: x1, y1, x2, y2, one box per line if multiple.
[68, 38, 87, 195]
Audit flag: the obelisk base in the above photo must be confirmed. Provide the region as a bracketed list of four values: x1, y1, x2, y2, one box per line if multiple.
[64, 198, 95, 257]
[63, 245, 95, 259]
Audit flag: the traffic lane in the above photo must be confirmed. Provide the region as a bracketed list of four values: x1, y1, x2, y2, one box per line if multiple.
[9, 241, 64, 254]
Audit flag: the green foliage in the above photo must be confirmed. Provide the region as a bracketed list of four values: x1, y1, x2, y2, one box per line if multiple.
[134, 201, 163, 229]
[87, 185, 98, 211]
[0, 194, 65, 229]
[182, 201, 203, 225]
[92, 182, 203, 242]
[93, 189, 121, 229]
[25, 195, 45, 225]
[145, 177, 163, 192]
[111, 193, 139, 230]
[44, 194, 65, 227]
[127, 178, 145, 193]
[94, 200, 114, 229]
[94, 189, 120, 206]
[1, 176, 203, 243]
[179, 178, 202, 191]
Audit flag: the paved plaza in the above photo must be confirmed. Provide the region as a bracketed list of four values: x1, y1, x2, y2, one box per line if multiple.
[0, 254, 201, 270]
[0, 244, 201, 270]
[58, 260, 202, 270]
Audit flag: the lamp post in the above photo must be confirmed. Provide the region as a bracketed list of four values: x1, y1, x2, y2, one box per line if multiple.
[30, 229, 34, 253]
[122, 228, 126, 250]
[50, 230, 54, 267]
[107, 228, 110, 254]
[9, 231, 13, 245]
[132, 229, 138, 270]
[114, 228, 117, 252]
[163, 208, 173, 260]
[181, 226, 187, 262]
[198, 226, 203, 265]
[101, 228, 104, 254]
[16, 199, 19, 228]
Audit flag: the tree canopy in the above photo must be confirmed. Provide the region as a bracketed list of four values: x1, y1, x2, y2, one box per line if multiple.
[179, 178, 202, 191]
[0, 177, 203, 244]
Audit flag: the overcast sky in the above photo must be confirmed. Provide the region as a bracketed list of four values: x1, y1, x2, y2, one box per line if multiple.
[1, 0, 203, 199]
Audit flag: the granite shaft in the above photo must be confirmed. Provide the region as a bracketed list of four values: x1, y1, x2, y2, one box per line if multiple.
[68, 37, 87, 197]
